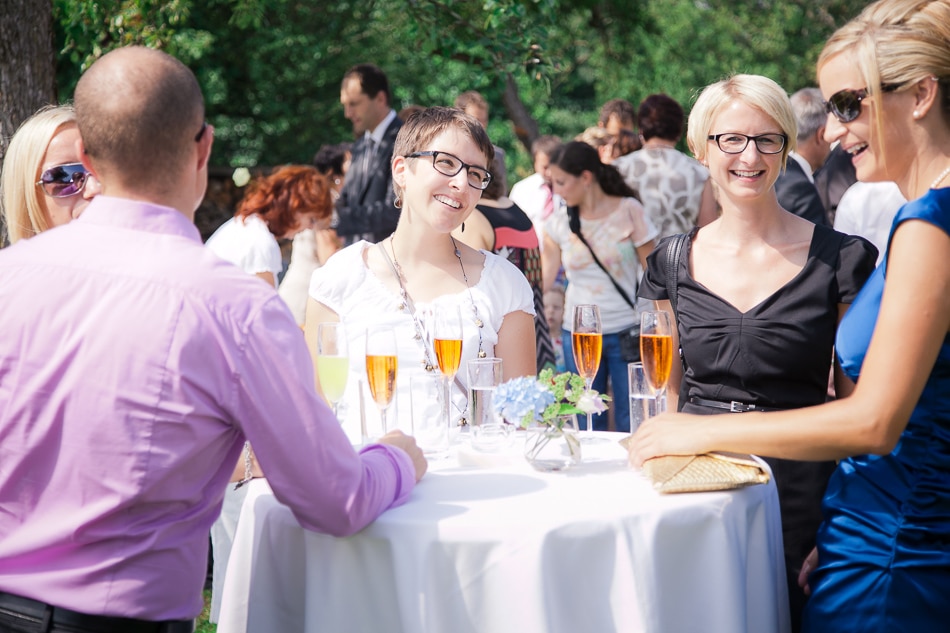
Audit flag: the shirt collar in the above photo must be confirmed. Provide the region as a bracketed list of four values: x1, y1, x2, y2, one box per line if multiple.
[788, 151, 814, 183]
[76, 196, 203, 242]
[366, 109, 397, 146]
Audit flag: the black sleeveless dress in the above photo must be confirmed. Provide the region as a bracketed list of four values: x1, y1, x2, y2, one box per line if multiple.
[639, 224, 877, 631]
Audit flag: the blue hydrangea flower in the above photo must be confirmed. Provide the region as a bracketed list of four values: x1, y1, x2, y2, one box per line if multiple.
[493, 376, 554, 427]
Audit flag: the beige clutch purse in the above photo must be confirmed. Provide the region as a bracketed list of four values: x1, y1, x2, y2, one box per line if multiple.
[640, 451, 771, 494]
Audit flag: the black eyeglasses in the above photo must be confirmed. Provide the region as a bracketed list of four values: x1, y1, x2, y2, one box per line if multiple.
[35, 163, 89, 198]
[707, 133, 787, 155]
[823, 85, 899, 123]
[406, 151, 492, 190]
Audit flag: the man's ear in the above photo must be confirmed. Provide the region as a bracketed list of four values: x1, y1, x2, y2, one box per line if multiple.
[196, 124, 214, 172]
[77, 138, 98, 178]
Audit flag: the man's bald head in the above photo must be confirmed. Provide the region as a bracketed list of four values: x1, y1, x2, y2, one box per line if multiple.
[75, 47, 205, 195]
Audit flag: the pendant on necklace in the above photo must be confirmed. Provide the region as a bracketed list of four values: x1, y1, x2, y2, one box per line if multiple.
[478, 350, 487, 358]
[474, 318, 483, 328]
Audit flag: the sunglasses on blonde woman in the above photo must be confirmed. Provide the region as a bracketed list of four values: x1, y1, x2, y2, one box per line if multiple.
[36, 163, 89, 198]
[822, 84, 899, 123]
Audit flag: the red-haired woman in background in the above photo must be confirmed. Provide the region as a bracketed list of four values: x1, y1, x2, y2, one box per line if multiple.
[206, 164, 333, 287]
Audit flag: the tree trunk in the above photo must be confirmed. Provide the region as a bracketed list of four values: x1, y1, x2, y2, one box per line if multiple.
[501, 72, 539, 154]
[0, 0, 56, 245]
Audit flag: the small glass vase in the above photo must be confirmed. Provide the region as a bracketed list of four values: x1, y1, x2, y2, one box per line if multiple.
[523, 414, 582, 472]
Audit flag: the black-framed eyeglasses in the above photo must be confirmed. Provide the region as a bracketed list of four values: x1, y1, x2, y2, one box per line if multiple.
[406, 150, 492, 190]
[707, 133, 787, 155]
[823, 85, 899, 123]
[35, 163, 89, 198]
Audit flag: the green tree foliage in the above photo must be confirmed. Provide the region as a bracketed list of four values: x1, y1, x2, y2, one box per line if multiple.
[50, 0, 870, 177]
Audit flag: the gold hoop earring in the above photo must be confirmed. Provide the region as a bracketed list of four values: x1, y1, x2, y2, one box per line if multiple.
[394, 197, 402, 209]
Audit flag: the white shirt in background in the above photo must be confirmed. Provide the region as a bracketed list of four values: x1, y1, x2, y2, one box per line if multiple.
[834, 181, 905, 266]
[206, 214, 283, 287]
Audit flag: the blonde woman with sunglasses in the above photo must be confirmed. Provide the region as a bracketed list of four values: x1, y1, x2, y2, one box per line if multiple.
[632, 1, 950, 630]
[1, 105, 100, 245]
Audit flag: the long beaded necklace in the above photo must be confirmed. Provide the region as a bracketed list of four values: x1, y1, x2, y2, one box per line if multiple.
[380, 235, 486, 375]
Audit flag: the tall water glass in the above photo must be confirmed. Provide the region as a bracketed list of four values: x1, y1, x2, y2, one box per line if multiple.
[365, 327, 398, 435]
[467, 357, 506, 451]
[639, 311, 673, 413]
[572, 304, 602, 437]
[410, 373, 449, 457]
[628, 362, 658, 434]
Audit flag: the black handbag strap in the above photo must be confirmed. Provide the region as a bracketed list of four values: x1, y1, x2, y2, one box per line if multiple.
[664, 233, 689, 318]
[664, 233, 690, 408]
[570, 224, 638, 312]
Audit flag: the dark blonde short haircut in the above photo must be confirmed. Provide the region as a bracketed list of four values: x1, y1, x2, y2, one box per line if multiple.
[392, 107, 494, 200]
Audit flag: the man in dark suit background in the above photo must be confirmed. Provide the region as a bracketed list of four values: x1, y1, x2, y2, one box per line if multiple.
[775, 87, 831, 226]
[336, 63, 403, 244]
[813, 144, 857, 225]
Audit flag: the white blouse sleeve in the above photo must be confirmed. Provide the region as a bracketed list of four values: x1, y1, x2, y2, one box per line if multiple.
[479, 251, 535, 334]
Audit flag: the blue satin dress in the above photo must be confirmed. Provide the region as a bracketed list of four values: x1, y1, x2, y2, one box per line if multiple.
[803, 188, 950, 631]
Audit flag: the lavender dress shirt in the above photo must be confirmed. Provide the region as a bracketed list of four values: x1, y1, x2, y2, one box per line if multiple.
[0, 197, 415, 620]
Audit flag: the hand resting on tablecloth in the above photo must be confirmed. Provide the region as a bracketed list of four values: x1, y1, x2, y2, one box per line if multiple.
[379, 430, 428, 482]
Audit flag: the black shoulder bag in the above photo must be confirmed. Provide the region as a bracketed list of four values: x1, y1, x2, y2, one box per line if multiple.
[664, 233, 689, 317]
[663, 232, 690, 409]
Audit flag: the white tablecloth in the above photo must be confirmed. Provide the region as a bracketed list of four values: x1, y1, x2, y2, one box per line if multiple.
[217, 433, 790, 633]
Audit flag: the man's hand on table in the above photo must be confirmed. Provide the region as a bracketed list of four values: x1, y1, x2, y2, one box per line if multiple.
[379, 430, 428, 482]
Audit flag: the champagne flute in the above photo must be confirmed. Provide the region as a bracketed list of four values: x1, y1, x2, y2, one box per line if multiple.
[315, 322, 349, 418]
[639, 311, 673, 413]
[432, 305, 463, 433]
[572, 304, 602, 438]
[365, 327, 398, 435]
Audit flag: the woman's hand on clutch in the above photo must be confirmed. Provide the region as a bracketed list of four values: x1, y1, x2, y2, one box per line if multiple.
[379, 430, 428, 482]
[627, 412, 711, 467]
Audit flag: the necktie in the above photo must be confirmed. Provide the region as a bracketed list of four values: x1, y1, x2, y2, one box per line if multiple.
[362, 137, 377, 174]
[542, 183, 554, 220]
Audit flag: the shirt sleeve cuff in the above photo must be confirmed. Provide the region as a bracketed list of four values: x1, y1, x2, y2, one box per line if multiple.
[358, 442, 416, 507]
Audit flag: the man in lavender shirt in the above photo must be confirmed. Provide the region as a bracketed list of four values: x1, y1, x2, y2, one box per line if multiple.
[0, 46, 426, 632]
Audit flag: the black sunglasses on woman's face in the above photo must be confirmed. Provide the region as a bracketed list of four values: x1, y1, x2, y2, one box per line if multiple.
[823, 84, 899, 123]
